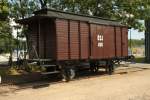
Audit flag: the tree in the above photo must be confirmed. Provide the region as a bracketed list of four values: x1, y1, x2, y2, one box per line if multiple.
[0, 0, 9, 20]
[9, 0, 39, 19]
[9, 0, 149, 31]
[0, 0, 12, 53]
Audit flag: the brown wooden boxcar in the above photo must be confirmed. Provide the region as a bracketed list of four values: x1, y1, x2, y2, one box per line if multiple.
[18, 9, 129, 81]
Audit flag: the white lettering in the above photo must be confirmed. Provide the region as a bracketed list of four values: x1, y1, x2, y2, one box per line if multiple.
[97, 34, 104, 48]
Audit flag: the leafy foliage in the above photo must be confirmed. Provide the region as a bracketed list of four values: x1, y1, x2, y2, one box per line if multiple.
[9, 0, 40, 19]
[0, 0, 9, 20]
[128, 39, 144, 47]
[8, 0, 150, 31]
[0, 0, 12, 54]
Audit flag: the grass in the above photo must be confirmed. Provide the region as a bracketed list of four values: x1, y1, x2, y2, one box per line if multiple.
[0, 68, 10, 76]
[0, 65, 44, 76]
[134, 57, 145, 63]
[0, 66, 23, 76]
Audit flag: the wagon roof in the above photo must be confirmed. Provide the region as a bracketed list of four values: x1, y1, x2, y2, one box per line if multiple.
[17, 8, 126, 27]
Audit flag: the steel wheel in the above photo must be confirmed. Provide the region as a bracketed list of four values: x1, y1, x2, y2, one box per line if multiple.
[90, 63, 99, 73]
[61, 67, 76, 82]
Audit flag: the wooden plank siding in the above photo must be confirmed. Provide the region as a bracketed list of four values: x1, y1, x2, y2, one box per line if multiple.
[28, 22, 38, 59]
[80, 22, 89, 59]
[18, 9, 129, 61]
[28, 18, 128, 61]
[56, 19, 90, 60]
[103, 26, 115, 58]
[55, 18, 128, 61]
[45, 19, 56, 59]
[69, 20, 80, 59]
[56, 19, 69, 60]
[122, 27, 128, 56]
[115, 27, 122, 57]
[28, 19, 57, 59]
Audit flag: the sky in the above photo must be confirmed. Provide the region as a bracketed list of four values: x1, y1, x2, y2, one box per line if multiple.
[128, 20, 145, 40]
[128, 29, 144, 40]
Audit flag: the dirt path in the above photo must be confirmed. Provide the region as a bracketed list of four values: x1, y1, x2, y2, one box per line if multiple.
[1, 63, 150, 100]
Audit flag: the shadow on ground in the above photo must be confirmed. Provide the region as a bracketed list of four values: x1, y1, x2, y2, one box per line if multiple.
[1, 64, 150, 95]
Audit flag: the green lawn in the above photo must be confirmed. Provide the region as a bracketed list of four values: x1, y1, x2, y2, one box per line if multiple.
[134, 57, 145, 63]
[0, 68, 8, 76]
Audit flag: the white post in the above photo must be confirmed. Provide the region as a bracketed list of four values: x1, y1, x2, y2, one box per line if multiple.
[0, 75, 1, 83]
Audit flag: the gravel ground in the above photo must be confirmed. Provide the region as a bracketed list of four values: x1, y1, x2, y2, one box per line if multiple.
[0, 63, 150, 100]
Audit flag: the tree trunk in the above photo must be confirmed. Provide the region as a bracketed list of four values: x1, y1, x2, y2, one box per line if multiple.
[145, 19, 150, 63]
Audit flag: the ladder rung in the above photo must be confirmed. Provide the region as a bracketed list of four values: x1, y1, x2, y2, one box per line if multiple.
[40, 65, 56, 67]
[28, 62, 37, 65]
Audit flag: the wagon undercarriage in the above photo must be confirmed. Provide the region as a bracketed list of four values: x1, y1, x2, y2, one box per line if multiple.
[17, 56, 134, 82]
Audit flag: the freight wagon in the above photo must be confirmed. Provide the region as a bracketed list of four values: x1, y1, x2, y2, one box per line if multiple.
[17, 9, 131, 81]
